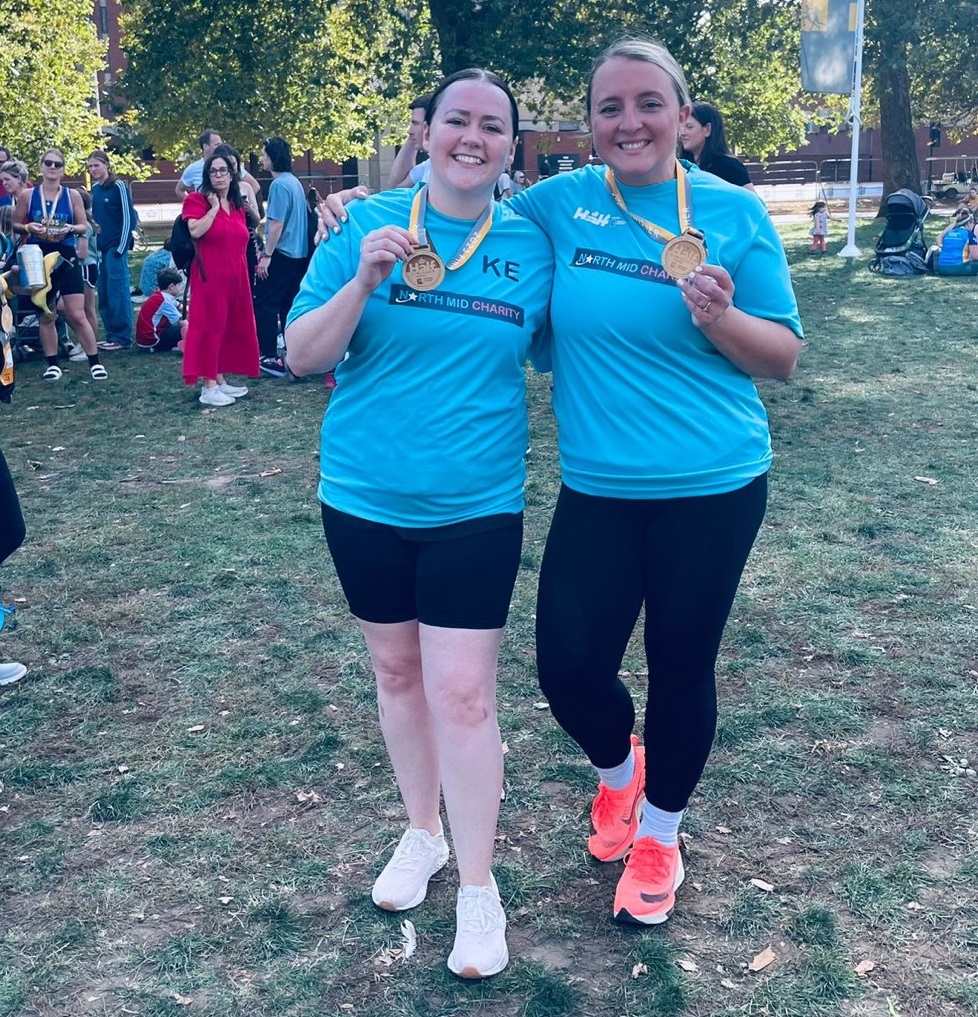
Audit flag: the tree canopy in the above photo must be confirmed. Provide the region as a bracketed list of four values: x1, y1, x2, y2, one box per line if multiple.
[0, 0, 123, 173]
[117, 0, 433, 161]
[111, 0, 978, 187]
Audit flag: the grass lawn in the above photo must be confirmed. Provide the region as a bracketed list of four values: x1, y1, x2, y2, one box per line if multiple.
[2, 222, 977, 1017]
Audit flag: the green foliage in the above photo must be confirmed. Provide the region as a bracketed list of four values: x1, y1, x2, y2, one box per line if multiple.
[117, 0, 434, 160]
[0, 0, 117, 172]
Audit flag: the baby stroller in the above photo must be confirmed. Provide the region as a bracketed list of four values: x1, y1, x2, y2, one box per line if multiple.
[868, 189, 933, 275]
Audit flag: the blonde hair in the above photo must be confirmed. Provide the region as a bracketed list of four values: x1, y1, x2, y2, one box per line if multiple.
[586, 37, 690, 117]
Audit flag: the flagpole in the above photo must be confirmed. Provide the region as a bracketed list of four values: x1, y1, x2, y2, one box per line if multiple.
[839, 0, 866, 257]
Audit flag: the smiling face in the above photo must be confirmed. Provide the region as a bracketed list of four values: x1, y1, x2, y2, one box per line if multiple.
[589, 57, 689, 187]
[679, 115, 710, 160]
[423, 78, 516, 213]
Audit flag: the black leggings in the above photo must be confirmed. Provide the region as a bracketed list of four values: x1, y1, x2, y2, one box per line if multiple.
[536, 475, 767, 813]
[0, 449, 26, 565]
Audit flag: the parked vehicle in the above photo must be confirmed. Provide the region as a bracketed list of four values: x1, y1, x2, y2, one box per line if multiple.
[925, 156, 978, 201]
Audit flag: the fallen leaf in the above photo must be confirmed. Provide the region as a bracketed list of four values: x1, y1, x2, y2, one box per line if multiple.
[748, 947, 776, 972]
[632, 962, 648, 979]
[116, 765, 130, 774]
[677, 957, 698, 972]
[501, 741, 509, 755]
[172, 993, 193, 1006]
[51, 446, 66, 452]
[905, 901, 924, 911]
[259, 467, 283, 478]
[533, 701, 549, 710]
[218, 896, 233, 905]
[186, 724, 206, 733]
[720, 978, 737, 989]
[855, 960, 876, 977]
[776, 837, 792, 845]
[750, 878, 775, 893]
[913, 476, 938, 485]
[400, 919, 417, 960]
[716, 825, 732, 835]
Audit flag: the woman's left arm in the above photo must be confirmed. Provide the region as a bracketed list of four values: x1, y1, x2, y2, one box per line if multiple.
[679, 265, 801, 382]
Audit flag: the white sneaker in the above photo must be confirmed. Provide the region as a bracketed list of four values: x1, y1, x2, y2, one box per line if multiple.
[447, 874, 509, 979]
[218, 382, 249, 398]
[0, 662, 27, 687]
[371, 826, 450, 911]
[200, 386, 235, 407]
[68, 345, 87, 362]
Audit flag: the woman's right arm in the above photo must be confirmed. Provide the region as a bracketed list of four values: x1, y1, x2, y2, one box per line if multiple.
[285, 224, 415, 376]
[186, 194, 219, 238]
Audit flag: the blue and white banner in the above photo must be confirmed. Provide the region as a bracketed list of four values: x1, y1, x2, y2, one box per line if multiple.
[801, 0, 856, 94]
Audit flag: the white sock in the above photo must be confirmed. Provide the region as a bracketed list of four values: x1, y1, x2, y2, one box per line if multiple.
[636, 800, 684, 847]
[596, 746, 635, 791]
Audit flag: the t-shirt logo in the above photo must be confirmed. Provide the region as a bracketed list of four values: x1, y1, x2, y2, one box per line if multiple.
[388, 284, 525, 326]
[573, 207, 612, 227]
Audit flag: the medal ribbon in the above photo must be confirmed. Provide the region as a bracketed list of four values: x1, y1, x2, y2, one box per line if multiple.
[408, 185, 494, 270]
[604, 163, 702, 247]
[42, 186, 62, 226]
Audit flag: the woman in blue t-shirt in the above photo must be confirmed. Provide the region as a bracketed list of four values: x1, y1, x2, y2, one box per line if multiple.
[285, 69, 553, 980]
[507, 38, 803, 930]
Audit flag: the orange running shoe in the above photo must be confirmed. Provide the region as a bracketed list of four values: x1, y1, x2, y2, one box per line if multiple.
[613, 836, 685, 926]
[587, 734, 645, 862]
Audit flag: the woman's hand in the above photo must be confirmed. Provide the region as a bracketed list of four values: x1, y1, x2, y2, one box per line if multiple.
[355, 225, 416, 292]
[318, 186, 370, 241]
[677, 264, 734, 328]
[206, 193, 220, 211]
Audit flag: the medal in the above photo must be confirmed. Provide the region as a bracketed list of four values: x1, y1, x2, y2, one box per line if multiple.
[403, 185, 493, 291]
[605, 162, 707, 278]
[661, 231, 707, 279]
[402, 247, 445, 291]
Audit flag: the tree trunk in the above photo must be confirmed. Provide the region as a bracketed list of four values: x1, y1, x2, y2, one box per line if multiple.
[427, 0, 475, 74]
[876, 42, 920, 206]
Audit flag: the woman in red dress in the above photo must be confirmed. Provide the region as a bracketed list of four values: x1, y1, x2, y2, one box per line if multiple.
[182, 153, 259, 406]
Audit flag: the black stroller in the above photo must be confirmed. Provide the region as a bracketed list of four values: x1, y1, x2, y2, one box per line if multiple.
[868, 189, 933, 275]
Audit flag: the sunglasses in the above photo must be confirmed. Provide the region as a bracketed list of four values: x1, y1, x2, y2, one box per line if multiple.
[42, 159, 64, 169]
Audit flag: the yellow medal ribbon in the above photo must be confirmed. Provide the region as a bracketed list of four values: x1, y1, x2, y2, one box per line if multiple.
[408, 185, 494, 270]
[604, 163, 702, 247]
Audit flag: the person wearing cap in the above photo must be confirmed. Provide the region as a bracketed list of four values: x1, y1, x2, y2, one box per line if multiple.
[87, 150, 138, 349]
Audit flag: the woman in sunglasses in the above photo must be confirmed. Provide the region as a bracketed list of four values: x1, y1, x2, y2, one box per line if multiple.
[11, 149, 107, 380]
[181, 152, 259, 406]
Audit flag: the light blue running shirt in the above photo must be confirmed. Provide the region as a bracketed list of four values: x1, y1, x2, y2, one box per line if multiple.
[288, 187, 554, 527]
[508, 163, 804, 499]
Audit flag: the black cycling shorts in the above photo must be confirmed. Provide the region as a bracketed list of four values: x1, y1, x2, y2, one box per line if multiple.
[321, 502, 523, 629]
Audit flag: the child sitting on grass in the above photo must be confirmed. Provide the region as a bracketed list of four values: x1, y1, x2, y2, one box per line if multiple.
[135, 268, 186, 352]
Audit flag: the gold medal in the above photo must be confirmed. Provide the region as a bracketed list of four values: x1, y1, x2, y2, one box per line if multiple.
[402, 246, 446, 291]
[661, 231, 707, 280]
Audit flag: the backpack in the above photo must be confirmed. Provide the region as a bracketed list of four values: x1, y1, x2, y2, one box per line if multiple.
[168, 215, 196, 272]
